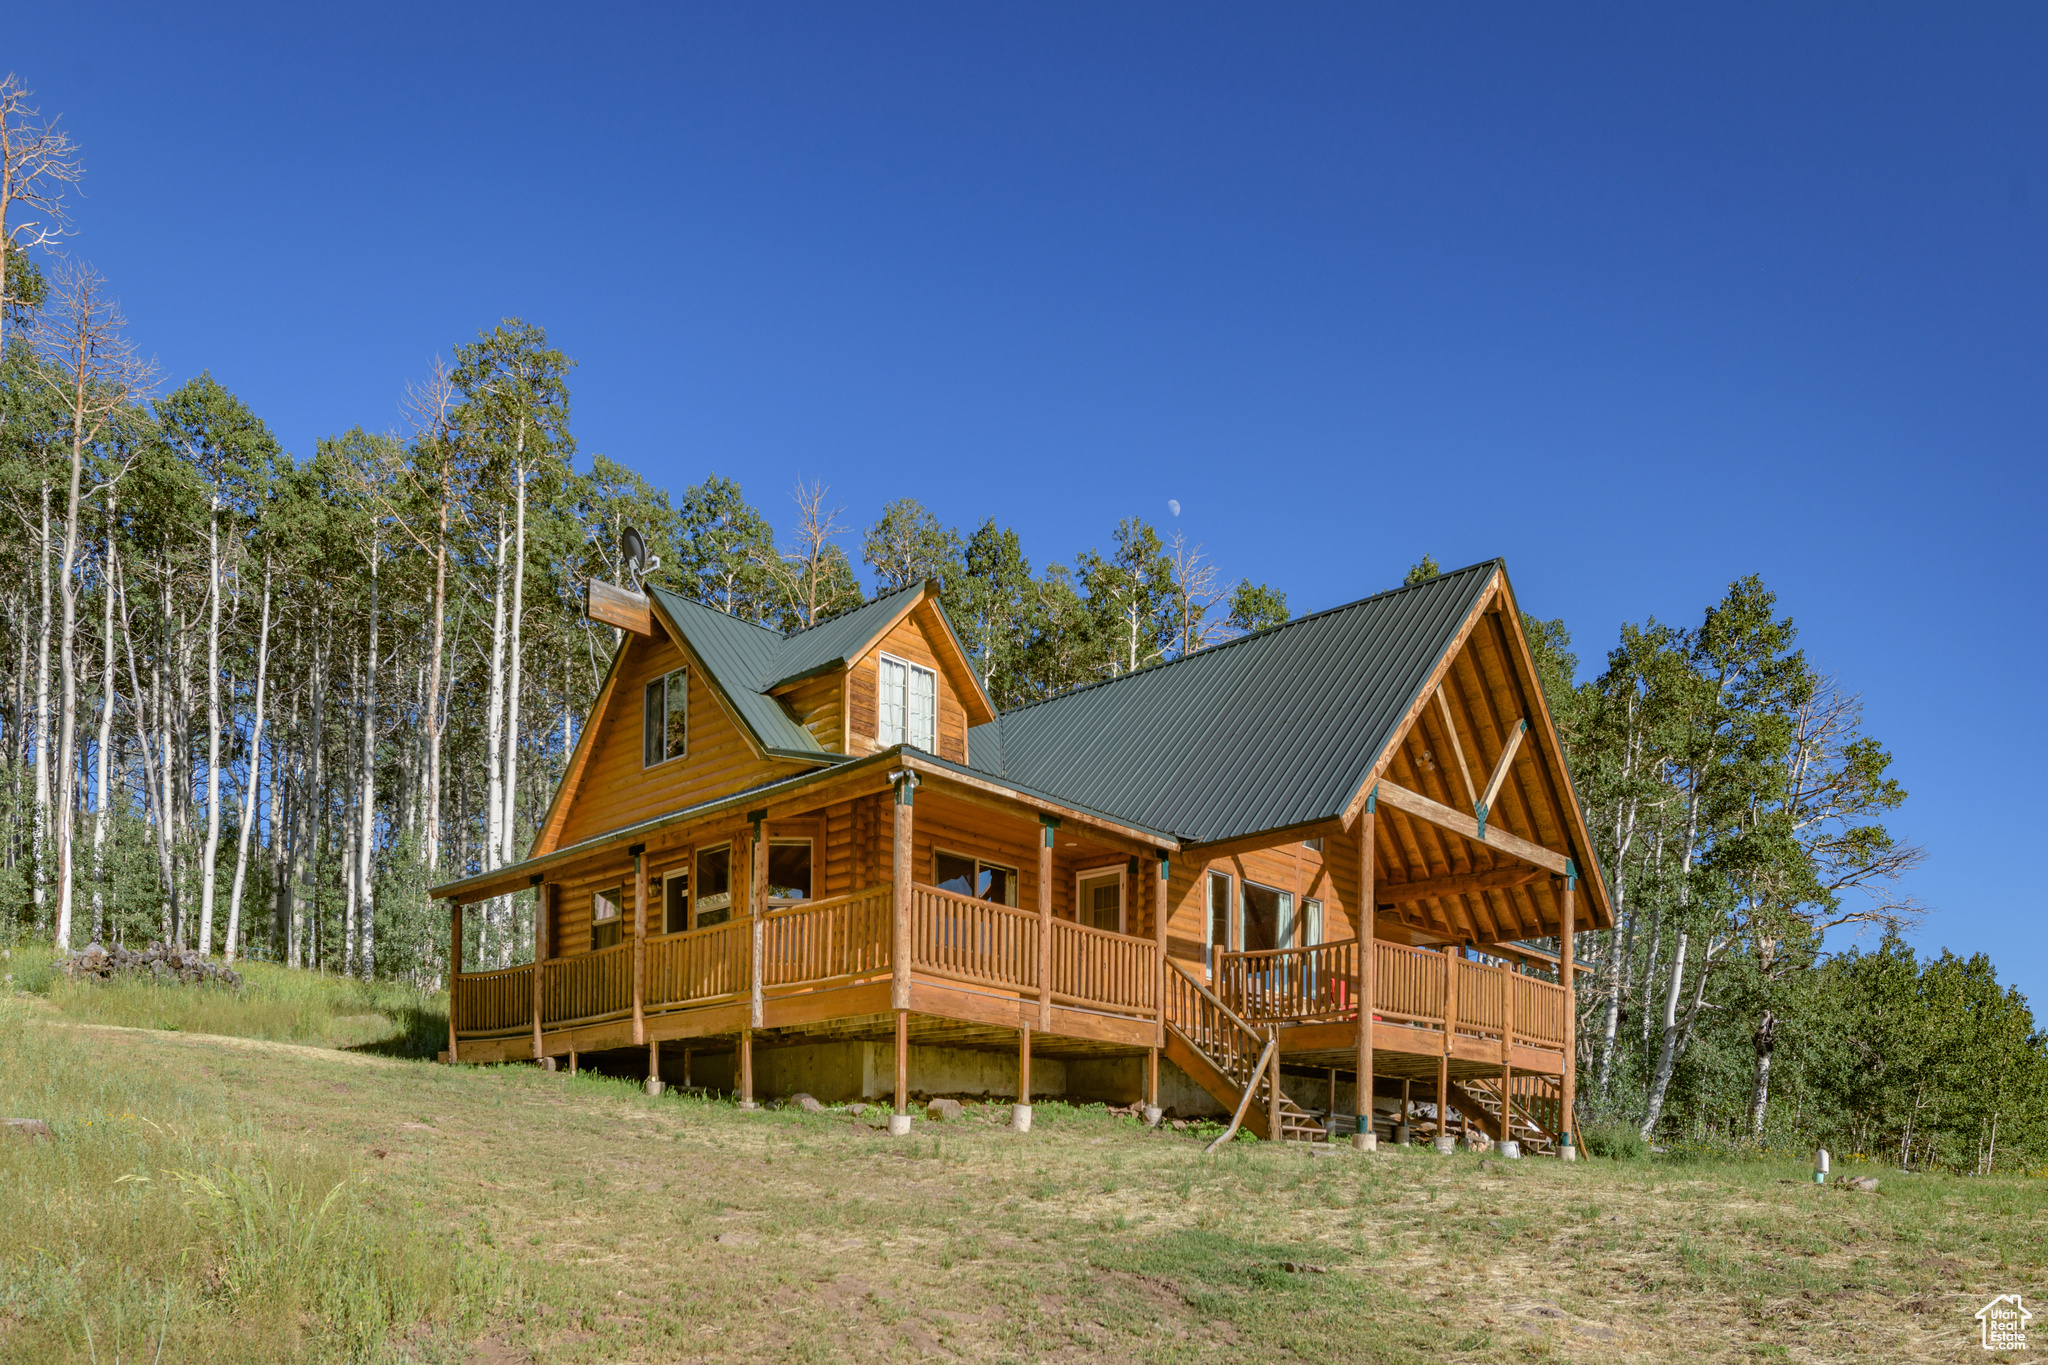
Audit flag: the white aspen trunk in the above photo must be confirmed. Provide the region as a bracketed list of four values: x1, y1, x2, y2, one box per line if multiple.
[424, 516, 446, 873]
[1639, 787, 1704, 1137]
[90, 513, 116, 944]
[197, 502, 224, 953]
[115, 562, 178, 947]
[358, 548, 378, 981]
[296, 629, 326, 970]
[224, 558, 273, 962]
[342, 645, 359, 975]
[33, 482, 51, 928]
[481, 510, 510, 965]
[53, 412, 90, 951]
[499, 433, 529, 967]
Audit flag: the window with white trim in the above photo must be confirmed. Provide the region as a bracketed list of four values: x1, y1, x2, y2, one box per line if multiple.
[877, 654, 937, 752]
[1301, 897, 1324, 948]
[1205, 870, 1233, 973]
[934, 850, 1019, 906]
[1076, 866, 1125, 933]
[643, 666, 687, 766]
[1241, 880, 1292, 953]
[591, 886, 624, 950]
[693, 844, 732, 926]
[767, 840, 813, 904]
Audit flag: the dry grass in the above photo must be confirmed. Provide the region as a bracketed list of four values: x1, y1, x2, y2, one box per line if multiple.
[3, 1001, 2042, 1363]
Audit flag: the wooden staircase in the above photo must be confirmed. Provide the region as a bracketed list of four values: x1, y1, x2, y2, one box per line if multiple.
[1446, 1076, 1560, 1155]
[1163, 960, 1326, 1144]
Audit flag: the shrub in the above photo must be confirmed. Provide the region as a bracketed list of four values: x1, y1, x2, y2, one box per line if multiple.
[1580, 1120, 1648, 1161]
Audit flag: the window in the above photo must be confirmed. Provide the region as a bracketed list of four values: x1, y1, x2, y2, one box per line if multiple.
[591, 886, 624, 950]
[1206, 870, 1233, 971]
[694, 844, 732, 926]
[643, 666, 687, 766]
[1303, 837, 1324, 853]
[1241, 880, 1292, 953]
[662, 869, 690, 934]
[877, 654, 937, 752]
[1076, 866, 1124, 933]
[1301, 897, 1324, 948]
[934, 850, 1019, 906]
[767, 840, 813, 904]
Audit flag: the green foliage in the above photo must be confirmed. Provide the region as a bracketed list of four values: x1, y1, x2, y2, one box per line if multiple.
[1402, 554, 1441, 586]
[1579, 1120, 1648, 1160]
[1228, 580, 1290, 634]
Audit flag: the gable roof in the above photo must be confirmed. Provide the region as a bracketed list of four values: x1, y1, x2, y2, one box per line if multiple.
[643, 580, 995, 760]
[965, 562, 1503, 844]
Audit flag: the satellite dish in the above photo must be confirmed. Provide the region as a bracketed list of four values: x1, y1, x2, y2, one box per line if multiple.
[620, 525, 648, 586]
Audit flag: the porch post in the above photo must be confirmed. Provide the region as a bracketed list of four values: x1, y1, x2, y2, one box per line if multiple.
[1438, 944, 1458, 1151]
[1148, 852, 1168, 1121]
[739, 1029, 754, 1108]
[889, 772, 917, 1137]
[1267, 1027, 1283, 1142]
[1561, 862, 1578, 1160]
[632, 844, 648, 1046]
[647, 1038, 663, 1096]
[532, 880, 547, 1063]
[446, 898, 462, 1062]
[1354, 794, 1377, 1150]
[749, 813, 767, 1030]
[890, 776, 916, 1011]
[1037, 816, 1056, 1033]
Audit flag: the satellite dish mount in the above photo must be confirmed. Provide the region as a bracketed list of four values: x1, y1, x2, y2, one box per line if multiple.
[620, 525, 659, 591]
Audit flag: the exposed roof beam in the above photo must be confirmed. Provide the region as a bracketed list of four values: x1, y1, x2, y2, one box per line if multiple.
[1375, 779, 1570, 876]
[1432, 686, 1479, 811]
[585, 578, 653, 636]
[1378, 864, 1543, 903]
[1476, 717, 1528, 836]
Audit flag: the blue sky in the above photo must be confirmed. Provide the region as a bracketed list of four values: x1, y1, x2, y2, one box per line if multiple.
[13, 5, 2046, 1002]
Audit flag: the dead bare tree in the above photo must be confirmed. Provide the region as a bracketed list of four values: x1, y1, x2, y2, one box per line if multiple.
[0, 73, 85, 352]
[770, 480, 858, 628]
[1163, 531, 1228, 658]
[35, 263, 155, 949]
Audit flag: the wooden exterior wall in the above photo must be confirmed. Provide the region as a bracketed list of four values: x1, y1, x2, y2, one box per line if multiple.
[845, 604, 972, 764]
[772, 671, 845, 754]
[1160, 822, 1367, 973]
[552, 633, 811, 850]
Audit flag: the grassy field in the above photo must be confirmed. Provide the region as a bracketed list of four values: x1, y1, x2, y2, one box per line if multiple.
[1, 977, 2042, 1363]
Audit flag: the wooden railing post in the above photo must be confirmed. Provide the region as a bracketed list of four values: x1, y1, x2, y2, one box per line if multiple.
[1037, 816, 1056, 1033]
[1561, 861, 1578, 1160]
[446, 898, 462, 1062]
[532, 880, 547, 1063]
[631, 846, 648, 1046]
[1355, 794, 1377, 1149]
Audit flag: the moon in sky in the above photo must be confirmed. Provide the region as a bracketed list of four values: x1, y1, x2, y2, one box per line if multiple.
[1167, 499, 1181, 517]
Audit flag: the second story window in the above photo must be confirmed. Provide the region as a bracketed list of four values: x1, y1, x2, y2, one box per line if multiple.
[878, 654, 936, 752]
[643, 666, 687, 766]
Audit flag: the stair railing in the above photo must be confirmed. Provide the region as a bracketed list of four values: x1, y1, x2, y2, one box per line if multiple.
[1204, 1032, 1280, 1155]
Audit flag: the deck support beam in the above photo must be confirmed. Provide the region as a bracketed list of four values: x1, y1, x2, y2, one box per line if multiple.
[1355, 798, 1377, 1150]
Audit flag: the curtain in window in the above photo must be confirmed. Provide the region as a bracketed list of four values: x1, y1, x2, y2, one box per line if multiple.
[879, 657, 907, 746]
[908, 665, 936, 751]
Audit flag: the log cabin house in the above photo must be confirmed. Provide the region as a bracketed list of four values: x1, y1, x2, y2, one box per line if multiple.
[433, 559, 1611, 1149]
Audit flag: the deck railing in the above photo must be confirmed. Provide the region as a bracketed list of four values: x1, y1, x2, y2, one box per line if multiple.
[542, 940, 633, 1028]
[909, 884, 1039, 993]
[1212, 939, 1569, 1055]
[1220, 941, 1356, 1023]
[451, 962, 533, 1037]
[647, 919, 748, 1010]
[1049, 918, 1157, 1015]
[763, 886, 892, 989]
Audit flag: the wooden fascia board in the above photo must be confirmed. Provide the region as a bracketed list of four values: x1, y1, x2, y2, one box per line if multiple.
[529, 636, 628, 857]
[1179, 817, 1350, 867]
[1375, 779, 1569, 875]
[1339, 566, 1505, 829]
[915, 593, 999, 727]
[1486, 573, 1613, 928]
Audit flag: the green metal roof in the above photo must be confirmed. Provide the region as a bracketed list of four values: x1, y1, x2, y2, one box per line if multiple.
[643, 582, 932, 759]
[965, 561, 1502, 845]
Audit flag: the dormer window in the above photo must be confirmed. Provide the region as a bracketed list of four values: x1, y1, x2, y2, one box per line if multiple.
[877, 654, 936, 752]
[643, 666, 687, 766]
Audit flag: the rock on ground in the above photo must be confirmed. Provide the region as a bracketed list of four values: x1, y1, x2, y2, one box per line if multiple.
[62, 941, 242, 988]
[925, 1098, 965, 1122]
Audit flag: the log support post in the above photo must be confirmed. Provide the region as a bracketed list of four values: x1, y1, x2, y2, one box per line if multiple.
[1354, 795, 1377, 1150]
[1266, 1028, 1283, 1142]
[1013, 1025, 1033, 1132]
[1153, 853, 1168, 1048]
[891, 1009, 912, 1136]
[1037, 816, 1056, 1033]
[631, 845, 648, 1045]
[647, 1038, 663, 1096]
[1437, 943, 1458, 1152]
[446, 899, 462, 1063]
[739, 1029, 754, 1109]
[532, 879, 547, 1062]
[749, 814, 767, 1030]
[1561, 862, 1578, 1161]
[889, 775, 916, 1012]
